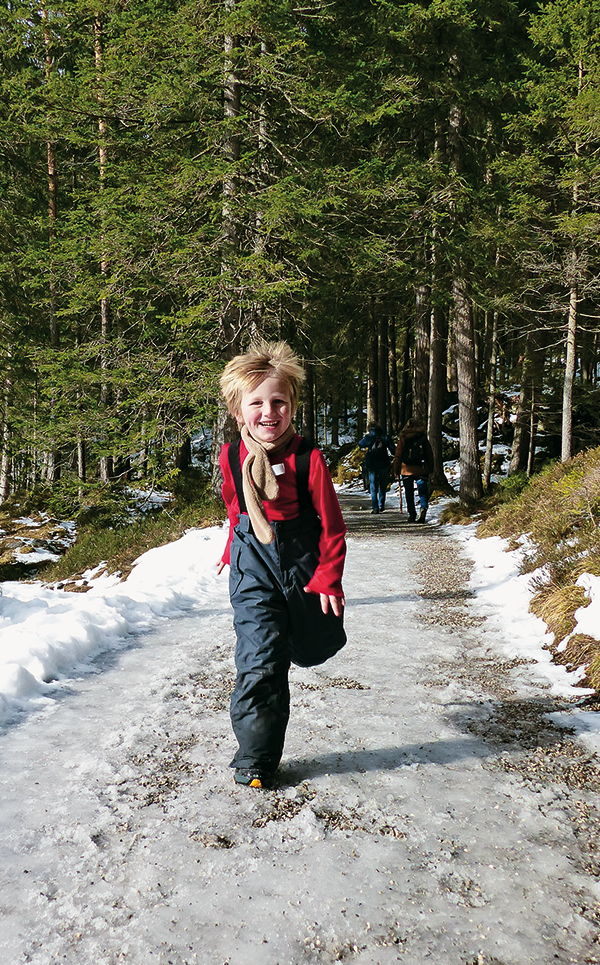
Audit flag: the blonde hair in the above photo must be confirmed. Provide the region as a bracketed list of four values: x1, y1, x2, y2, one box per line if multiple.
[220, 340, 306, 418]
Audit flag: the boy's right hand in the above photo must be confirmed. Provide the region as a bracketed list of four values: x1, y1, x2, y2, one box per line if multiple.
[319, 593, 345, 617]
[216, 560, 227, 575]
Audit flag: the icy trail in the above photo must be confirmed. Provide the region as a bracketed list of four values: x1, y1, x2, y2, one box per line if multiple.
[2, 495, 600, 965]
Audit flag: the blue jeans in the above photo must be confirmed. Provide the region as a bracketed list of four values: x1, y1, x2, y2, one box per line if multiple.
[402, 476, 428, 518]
[369, 467, 389, 511]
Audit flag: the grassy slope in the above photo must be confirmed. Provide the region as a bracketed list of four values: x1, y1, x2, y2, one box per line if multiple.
[449, 447, 600, 693]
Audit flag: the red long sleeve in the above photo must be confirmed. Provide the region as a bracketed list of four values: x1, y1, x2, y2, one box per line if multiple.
[219, 436, 346, 597]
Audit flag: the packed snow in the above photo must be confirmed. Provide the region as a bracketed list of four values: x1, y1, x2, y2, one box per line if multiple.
[1, 485, 599, 738]
[3, 490, 600, 964]
[0, 526, 229, 723]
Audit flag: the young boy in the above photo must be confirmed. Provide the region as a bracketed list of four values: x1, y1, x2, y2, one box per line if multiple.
[217, 340, 347, 788]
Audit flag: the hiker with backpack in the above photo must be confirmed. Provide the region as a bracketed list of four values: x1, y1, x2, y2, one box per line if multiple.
[392, 418, 434, 523]
[358, 423, 396, 514]
[217, 340, 347, 789]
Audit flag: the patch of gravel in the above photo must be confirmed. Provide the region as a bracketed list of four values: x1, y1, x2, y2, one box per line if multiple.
[410, 517, 600, 884]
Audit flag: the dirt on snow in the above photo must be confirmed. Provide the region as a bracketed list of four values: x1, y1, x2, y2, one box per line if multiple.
[2, 493, 600, 965]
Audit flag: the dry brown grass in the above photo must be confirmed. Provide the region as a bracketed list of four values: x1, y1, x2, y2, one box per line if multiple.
[530, 583, 589, 645]
[471, 446, 600, 693]
[553, 635, 600, 690]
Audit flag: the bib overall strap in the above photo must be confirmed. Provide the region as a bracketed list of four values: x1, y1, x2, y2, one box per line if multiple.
[227, 437, 314, 515]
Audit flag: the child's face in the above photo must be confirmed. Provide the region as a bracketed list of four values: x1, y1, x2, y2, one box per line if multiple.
[238, 374, 294, 445]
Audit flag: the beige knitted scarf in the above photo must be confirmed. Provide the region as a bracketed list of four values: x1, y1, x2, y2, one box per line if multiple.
[240, 424, 296, 544]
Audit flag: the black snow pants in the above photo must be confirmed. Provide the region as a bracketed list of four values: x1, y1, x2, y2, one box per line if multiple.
[229, 511, 346, 771]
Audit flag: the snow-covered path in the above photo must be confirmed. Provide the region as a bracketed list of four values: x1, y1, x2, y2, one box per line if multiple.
[2, 496, 600, 965]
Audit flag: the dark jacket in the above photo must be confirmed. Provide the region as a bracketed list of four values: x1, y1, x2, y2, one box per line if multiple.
[392, 426, 434, 478]
[359, 428, 395, 471]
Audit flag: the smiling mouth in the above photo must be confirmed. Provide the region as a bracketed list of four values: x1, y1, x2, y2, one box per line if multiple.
[259, 421, 279, 427]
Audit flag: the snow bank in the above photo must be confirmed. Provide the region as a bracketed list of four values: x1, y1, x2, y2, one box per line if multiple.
[452, 525, 594, 698]
[449, 523, 600, 753]
[0, 525, 229, 722]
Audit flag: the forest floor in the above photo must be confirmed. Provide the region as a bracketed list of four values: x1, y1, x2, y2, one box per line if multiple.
[2, 493, 600, 965]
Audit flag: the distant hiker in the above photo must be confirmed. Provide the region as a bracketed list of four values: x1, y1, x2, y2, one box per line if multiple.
[358, 423, 396, 514]
[217, 340, 347, 789]
[392, 418, 434, 523]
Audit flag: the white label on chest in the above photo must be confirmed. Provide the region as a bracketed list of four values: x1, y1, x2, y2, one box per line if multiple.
[272, 463, 285, 476]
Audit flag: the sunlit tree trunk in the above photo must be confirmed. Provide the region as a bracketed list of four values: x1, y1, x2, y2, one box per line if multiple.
[562, 276, 577, 462]
[428, 305, 451, 490]
[211, 0, 243, 496]
[388, 316, 399, 435]
[561, 60, 584, 463]
[95, 16, 113, 483]
[367, 303, 378, 425]
[453, 277, 482, 501]
[449, 99, 482, 502]
[43, 5, 60, 484]
[377, 309, 387, 430]
[483, 310, 498, 488]
[0, 364, 12, 502]
[413, 282, 430, 424]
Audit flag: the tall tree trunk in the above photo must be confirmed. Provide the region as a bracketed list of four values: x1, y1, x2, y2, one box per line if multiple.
[449, 99, 482, 502]
[43, 5, 60, 484]
[211, 0, 243, 497]
[562, 281, 577, 462]
[399, 322, 412, 428]
[0, 367, 12, 503]
[357, 368, 365, 439]
[562, 60, 584, 463]
[330, 390, 339, 447]
[367, 313, 378, 425]
[95, 17, 113, 483]
[388, 316, 399, 435]
[377, 310, 387, 430]
[483, 311, 498, 488]
[453, 277, 482, 501]
[428, 306, 451, 489]
[413, 283, 430, 424]
[302, 359, 315, 445]
[509, 348, 533, 475]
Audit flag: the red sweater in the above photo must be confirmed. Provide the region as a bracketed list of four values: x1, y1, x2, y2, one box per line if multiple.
[219, 434, 346, 597]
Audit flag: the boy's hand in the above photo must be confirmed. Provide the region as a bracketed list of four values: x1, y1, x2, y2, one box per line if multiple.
[216, 560, 227, 575]
[319, 592, 345, 617]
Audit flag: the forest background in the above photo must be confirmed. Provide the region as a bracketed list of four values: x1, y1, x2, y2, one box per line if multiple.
[1, 0, 600, 514]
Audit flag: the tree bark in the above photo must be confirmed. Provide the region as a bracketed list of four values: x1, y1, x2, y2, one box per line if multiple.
[43, 5, 60, 484]
[367, 315, 378, 425]
[562, 282, 577, 462]
[0, 368, 12, 503]
[377, 310, 387, 430]
[210, 0, 243, 498]
[509, 349, 533, 475]
[561, 60, 584, 463]
[388, 316, 399, 435]
[428, 306, 451, 489]
[453, 277, 483, 501]
[95, 17, 113, 484]
[413, 283, 430, 424]
[483, 311, 498, 488]
[302, 359, 315, 446]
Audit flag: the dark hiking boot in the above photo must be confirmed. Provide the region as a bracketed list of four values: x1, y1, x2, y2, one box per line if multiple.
[234, 768, 271, 789]
[417, 508, 427, 523]
[408, 513, 416, 522]
[370, 508, 379, 514]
